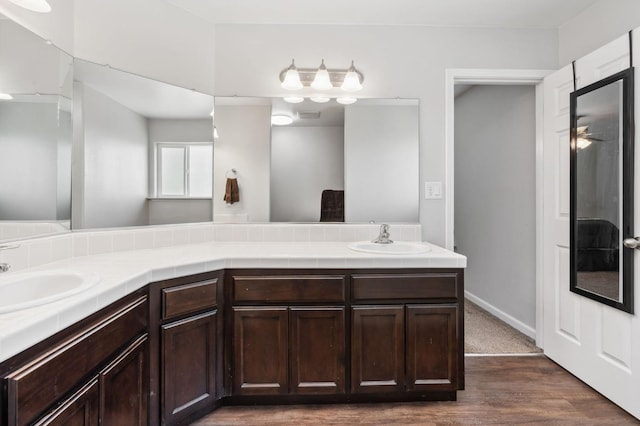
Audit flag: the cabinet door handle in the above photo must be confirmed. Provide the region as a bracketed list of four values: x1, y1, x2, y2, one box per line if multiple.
[623, 237, 640, 249]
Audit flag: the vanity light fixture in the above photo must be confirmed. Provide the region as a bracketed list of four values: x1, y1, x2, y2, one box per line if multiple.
[7, 0, 51, 13]
[336, 97, 357, 105]
[271, 115, 294, 125]
[279, 59, 364, 92]
[0, 93, 13, 100]
[283, 96, 305, 104]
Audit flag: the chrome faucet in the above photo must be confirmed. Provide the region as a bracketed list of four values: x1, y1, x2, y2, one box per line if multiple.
[372, 224, 393, 244]
[0, 244, 19, 273]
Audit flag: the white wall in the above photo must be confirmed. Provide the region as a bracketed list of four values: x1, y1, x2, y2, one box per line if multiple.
[80, 84, 149, 228]
[0, 17, 72, 96]
[559, 0, 640, 67]
[0, 0, 74, 54]
[56, 109, 72, 219]
[455, 85, 536, 329]
[214, 105, 271, 222]
[271, 126, 344, 222]
[73, 0, 216, 95]
[214, 24, 558, 244]
[344, 104, 419, 223]
[0, 102, 59, 219]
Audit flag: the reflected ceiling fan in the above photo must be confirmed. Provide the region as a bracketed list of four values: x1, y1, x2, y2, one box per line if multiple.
[576, 125, 603, 149]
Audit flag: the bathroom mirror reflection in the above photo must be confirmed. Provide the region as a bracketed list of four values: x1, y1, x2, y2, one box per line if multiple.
[0, 14, 73, 242]
[71, 59, 215, 230]
[214, 97, 420, 223]
[570, 67, 634, 313]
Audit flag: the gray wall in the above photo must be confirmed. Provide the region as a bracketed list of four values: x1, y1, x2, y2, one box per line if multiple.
[81, 84, 149, 228]
[454, 85, 536, 329]
[271, 126, 344, 222]
[0, 102, 59, 220]
[344, 104, 419, 223]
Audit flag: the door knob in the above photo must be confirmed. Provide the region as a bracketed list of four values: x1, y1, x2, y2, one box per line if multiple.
[623, 237, 640, 249]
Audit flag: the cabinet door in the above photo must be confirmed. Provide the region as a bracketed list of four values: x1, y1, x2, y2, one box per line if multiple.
[33, 379, 99, 426]
[290, 307, 345, 395]
[233, 307, 288, 395]
[351, 306, 404, 393]
[161, 311, 217, 425]
[406, 305, 458, 391]
[100, 335, 148, 426]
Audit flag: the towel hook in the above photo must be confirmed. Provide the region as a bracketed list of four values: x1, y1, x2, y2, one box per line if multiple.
[225, 168, 237, 178]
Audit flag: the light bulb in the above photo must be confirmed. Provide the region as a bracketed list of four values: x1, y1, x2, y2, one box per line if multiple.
[281, 59, 303, 90]
[310, 96, 330, 103]
[341, 60, 363, 92]
[8, 0, 51, 13]
[577, 138, 591, 149]
[311, 59, 333, 91]
[336, 97, 357, 105]
[271, 115, 294, 125]
[284, 96, 305, 104]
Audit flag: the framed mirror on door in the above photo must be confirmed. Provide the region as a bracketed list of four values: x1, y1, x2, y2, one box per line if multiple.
[570, 67, 634, 314]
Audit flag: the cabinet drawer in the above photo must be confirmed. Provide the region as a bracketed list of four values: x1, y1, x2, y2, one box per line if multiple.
[162, 278, 217, 320]
[352, 274, 459, 301]
[6, 296, 147, 426]
[233, 275, 345, 303]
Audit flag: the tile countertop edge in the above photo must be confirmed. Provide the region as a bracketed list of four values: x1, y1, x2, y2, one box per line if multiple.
[0, 241, 466, 362]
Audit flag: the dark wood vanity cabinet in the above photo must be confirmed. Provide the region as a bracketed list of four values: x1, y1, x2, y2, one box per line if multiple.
[232, 306, 345, 396]
[227, 269, 463, 402]
[351, 273, 463, 395]
[230, 273, 347, 397]
[150, 271, 223, 426]
[0, 266, 463, 425]
[351, 304, 458, 394]
[0, 291, 149, 426]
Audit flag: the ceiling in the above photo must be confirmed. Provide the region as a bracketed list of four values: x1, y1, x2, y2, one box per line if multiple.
[74, 59, 214, 119]
[165, 0, 599, 28]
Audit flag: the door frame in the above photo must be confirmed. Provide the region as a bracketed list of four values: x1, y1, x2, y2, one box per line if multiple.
[444, 68, 552, 345]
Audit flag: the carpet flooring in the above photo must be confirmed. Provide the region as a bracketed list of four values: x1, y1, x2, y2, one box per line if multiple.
[464, 299, 542, 354]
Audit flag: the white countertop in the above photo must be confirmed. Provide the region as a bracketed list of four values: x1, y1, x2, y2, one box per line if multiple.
[0, 240, 465, 362]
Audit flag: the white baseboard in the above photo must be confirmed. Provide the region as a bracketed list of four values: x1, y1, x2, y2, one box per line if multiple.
[464, 290, 537, 340]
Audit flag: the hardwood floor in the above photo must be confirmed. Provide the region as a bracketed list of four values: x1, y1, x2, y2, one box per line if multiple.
[191, 355, 639, 425]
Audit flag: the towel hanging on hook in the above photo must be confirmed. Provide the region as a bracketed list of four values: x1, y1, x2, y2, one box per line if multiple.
[224, 169, 239, 204]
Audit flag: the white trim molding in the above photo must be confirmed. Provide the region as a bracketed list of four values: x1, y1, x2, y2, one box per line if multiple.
[445, 68, 553, 347]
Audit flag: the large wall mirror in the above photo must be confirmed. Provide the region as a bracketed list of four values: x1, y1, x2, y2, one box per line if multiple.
[0, 15, 420, 241]
[0, 13, 73, 242]
[213, 97, 420, 223]
[570, 67, 634, 313]
[72, 59, 214, 230]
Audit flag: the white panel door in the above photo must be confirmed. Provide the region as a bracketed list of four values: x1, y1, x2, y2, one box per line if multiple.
[542, 33, 639, 419]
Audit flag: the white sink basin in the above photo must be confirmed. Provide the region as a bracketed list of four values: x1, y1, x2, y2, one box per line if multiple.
[348, 241, 431, 255]
[0, 270, 100, 314]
